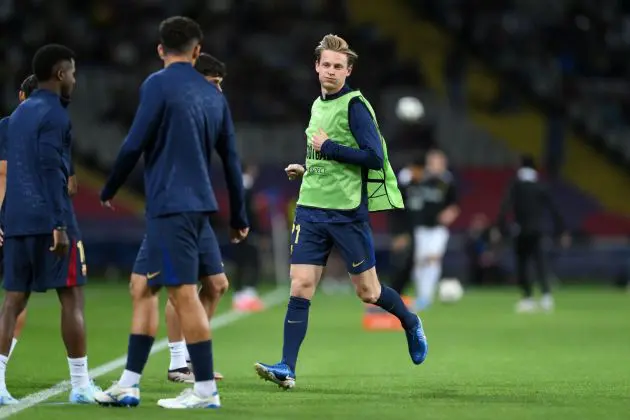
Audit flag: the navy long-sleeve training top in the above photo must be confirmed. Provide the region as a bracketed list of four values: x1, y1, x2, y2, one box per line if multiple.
[4, 89, 74, 236]
[100, 62, 248, 229]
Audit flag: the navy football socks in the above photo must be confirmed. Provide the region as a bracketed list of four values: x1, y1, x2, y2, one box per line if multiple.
[281, 296, 311, 372]
[187, 340, 214, 382]
[125, 334, 155, 374]
[375, 285, 418, 330]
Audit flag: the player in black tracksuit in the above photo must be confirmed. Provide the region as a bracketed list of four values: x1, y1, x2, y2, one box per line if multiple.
[390, 151, 458, 310]
[496, 155, 569, 312]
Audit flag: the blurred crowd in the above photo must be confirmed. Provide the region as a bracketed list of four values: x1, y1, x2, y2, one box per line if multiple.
[418, 0, 630, 163]
[0, 0, 422, 128]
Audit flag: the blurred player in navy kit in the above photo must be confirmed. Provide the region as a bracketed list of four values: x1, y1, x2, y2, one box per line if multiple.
[0, 75, 40, 362]
[0, 74, 80, 389]
[0, 45, 100, 405]
[231, 163, 264, 312]
[96, 17, 248, 409]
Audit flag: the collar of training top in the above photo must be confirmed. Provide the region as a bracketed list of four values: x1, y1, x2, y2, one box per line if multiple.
[31, 88, 61, 100]
[321, 84, 352, 101]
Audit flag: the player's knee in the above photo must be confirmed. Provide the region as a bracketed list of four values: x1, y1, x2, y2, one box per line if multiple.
[168, 284, 199, 309]
[17, 308, 27, 323]
[129, 273, 152, 301]
[57, 286, 84, 311]
[1, 293, 28, 318]
[420, 255, 442, 266]
[429, 255, 443, 264]
[165, 298, 176, 316]
[354, 283, 380, 304]
[289, 275, 316, 299]
[207, 274, 229, 298]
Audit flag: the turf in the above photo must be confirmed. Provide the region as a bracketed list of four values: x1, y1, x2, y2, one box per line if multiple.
[1, 283, 628, 419]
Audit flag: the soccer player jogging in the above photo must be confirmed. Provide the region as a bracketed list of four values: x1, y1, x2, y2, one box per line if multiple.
[0, 45, 99, 405]
[254, 35, 428, 390]
[0, 75, 80, 382]
[95, 17, 248, 409]
[406, 150, 459, 311]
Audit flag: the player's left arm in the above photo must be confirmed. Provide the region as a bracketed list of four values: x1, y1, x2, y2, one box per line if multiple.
[215, 96, 248, 230]
[439, 181, 460, 226]
[39, 113, 68, 231]
[100, 76, 164, 202]
[315, 98, 384, 170]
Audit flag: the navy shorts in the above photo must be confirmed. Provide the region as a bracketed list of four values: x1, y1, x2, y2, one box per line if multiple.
[142, 212, 223, 287]
[3, 234, 87, 293]
[289, 218, 376, 274]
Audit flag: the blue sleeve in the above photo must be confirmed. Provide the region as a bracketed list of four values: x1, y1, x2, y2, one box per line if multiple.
[39, 113, 67, 228]
[319, 98, 384, 170]
[100, 76, 164, 201]
[69, 160, 75, 176]
[215, 96, 248, 229]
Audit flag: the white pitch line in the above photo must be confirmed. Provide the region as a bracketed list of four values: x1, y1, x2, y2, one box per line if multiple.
[0, 287, 287, 418]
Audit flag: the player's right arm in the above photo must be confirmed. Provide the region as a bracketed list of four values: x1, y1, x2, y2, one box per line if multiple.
[285, 164, 305, 180]
[39, 112, 69, 255]
[215, 95, 249, 241]
[100, 75, 164, 204]
[438, 180, 460, 226]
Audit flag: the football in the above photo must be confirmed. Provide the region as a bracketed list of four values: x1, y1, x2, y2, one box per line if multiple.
[438, 278, 464, 303]
[395, 96, 424, 121]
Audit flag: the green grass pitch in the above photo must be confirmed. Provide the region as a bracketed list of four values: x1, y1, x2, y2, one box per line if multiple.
[1, 282, 628, 419]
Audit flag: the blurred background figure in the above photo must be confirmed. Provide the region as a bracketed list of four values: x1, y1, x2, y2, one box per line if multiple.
[231, 163, 264, 312]
[495, 155, 570, 313]
[410, 150, 459, 311]
[389, 158, 423, 297]
[465, 213, 506, 287]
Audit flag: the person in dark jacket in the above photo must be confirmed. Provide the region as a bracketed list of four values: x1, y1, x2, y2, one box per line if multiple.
[496, 154, 570, 313]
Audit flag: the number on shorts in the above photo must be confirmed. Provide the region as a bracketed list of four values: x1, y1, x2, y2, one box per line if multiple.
[77, 240, 87, 275]
[292, 223, 301, 244]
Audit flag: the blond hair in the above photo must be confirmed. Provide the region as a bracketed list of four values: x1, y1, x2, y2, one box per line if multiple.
[314, 34, 358, 67]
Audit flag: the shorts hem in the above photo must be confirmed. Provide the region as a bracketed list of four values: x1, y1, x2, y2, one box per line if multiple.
[347, 261, 376, 275]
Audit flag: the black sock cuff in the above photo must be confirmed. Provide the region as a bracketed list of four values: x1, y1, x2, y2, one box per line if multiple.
[130, 334, 155, 346]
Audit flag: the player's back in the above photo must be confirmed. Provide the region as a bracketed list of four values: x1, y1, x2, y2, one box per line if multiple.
[4, 90, 71, 237]
[143, 62, 225, 217]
